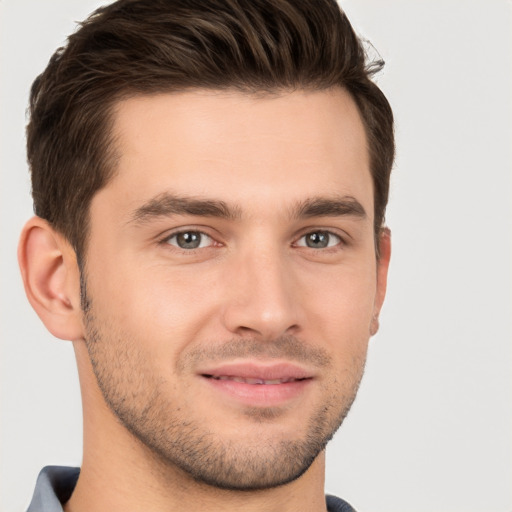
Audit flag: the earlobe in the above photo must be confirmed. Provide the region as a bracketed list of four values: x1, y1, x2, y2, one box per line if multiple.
[18, 217, 84, 341]
[370, 228, 391, 336]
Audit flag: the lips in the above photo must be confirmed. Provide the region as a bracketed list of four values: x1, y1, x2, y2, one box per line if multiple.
[198, 362, 314, 406]
[206, 375, 307, 385]
[199, 362, 313, 382]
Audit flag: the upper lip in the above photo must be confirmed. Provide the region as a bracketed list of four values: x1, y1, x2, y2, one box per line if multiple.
[198, 361, 314, 381]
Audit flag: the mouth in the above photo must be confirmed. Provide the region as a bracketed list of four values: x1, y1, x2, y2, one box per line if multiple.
[198, 362, 314, 406]
[203, 375, 309, 385]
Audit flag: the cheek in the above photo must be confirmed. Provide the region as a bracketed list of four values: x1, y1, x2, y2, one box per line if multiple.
[301, 264, 377, 351]
[87, 258, 222, 355]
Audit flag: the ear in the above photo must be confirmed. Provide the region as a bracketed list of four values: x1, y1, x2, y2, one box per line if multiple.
[370, 228, 391, 336]
[18, 216, 84, 341]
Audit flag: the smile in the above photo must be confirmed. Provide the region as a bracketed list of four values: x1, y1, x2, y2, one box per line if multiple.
[198, 362, 314, 406]
[204, 375, 308, 385]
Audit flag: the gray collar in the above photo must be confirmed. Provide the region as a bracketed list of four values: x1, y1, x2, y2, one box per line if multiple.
[27, 466, 80, 512]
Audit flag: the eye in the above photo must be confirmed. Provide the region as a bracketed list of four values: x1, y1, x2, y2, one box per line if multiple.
[165, 230, 214, 250]
[295, 231, 342, 249]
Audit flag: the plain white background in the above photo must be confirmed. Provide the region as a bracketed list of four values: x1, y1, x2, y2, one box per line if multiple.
[1, 1, 510, 511]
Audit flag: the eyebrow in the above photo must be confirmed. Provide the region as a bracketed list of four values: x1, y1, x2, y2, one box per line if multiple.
[130, 193, 242, 224]
[129, 192, 366, 225]
[293, 196, 367, 220]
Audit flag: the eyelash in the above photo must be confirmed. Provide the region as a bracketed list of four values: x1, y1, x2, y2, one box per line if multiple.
[160, 229, 218, 251]
[293, 230, 344, 249]
[159, 228, 347, 252]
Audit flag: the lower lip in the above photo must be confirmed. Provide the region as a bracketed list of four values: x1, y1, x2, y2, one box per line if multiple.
[202, 376, 312, 406]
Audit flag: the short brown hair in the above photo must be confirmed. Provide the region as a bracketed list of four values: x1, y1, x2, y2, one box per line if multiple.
[27, 0, 394, 259]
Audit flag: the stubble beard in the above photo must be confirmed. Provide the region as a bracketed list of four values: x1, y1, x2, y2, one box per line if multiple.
[81, 286, 366, 491]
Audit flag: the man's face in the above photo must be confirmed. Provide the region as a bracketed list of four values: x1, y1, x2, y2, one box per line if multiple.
[81, 88, 388, 490]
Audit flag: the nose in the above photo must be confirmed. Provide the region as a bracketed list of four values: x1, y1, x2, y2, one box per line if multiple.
[221, 249, 300, 340]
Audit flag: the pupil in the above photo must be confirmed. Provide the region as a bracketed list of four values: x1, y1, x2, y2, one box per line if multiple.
[307, 232, 328, 248]
[177, 232, 200, 249]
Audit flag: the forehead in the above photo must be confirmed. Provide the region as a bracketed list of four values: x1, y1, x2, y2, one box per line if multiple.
[102, 88, 372, 220]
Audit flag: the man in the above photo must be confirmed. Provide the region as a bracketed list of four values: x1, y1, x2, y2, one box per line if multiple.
[18, 0, 394, 511]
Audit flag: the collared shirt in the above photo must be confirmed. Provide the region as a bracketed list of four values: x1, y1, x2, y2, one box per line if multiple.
[27, 466, 356, 512]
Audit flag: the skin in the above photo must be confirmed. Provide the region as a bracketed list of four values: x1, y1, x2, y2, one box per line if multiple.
[19, 87, 390, 512]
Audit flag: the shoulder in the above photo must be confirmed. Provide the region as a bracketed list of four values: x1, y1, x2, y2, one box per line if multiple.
[27, 466, 80, 512]
[326, 494, 358, 512]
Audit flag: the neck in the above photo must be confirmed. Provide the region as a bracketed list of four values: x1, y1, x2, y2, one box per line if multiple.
[66, 447, 327, 512]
